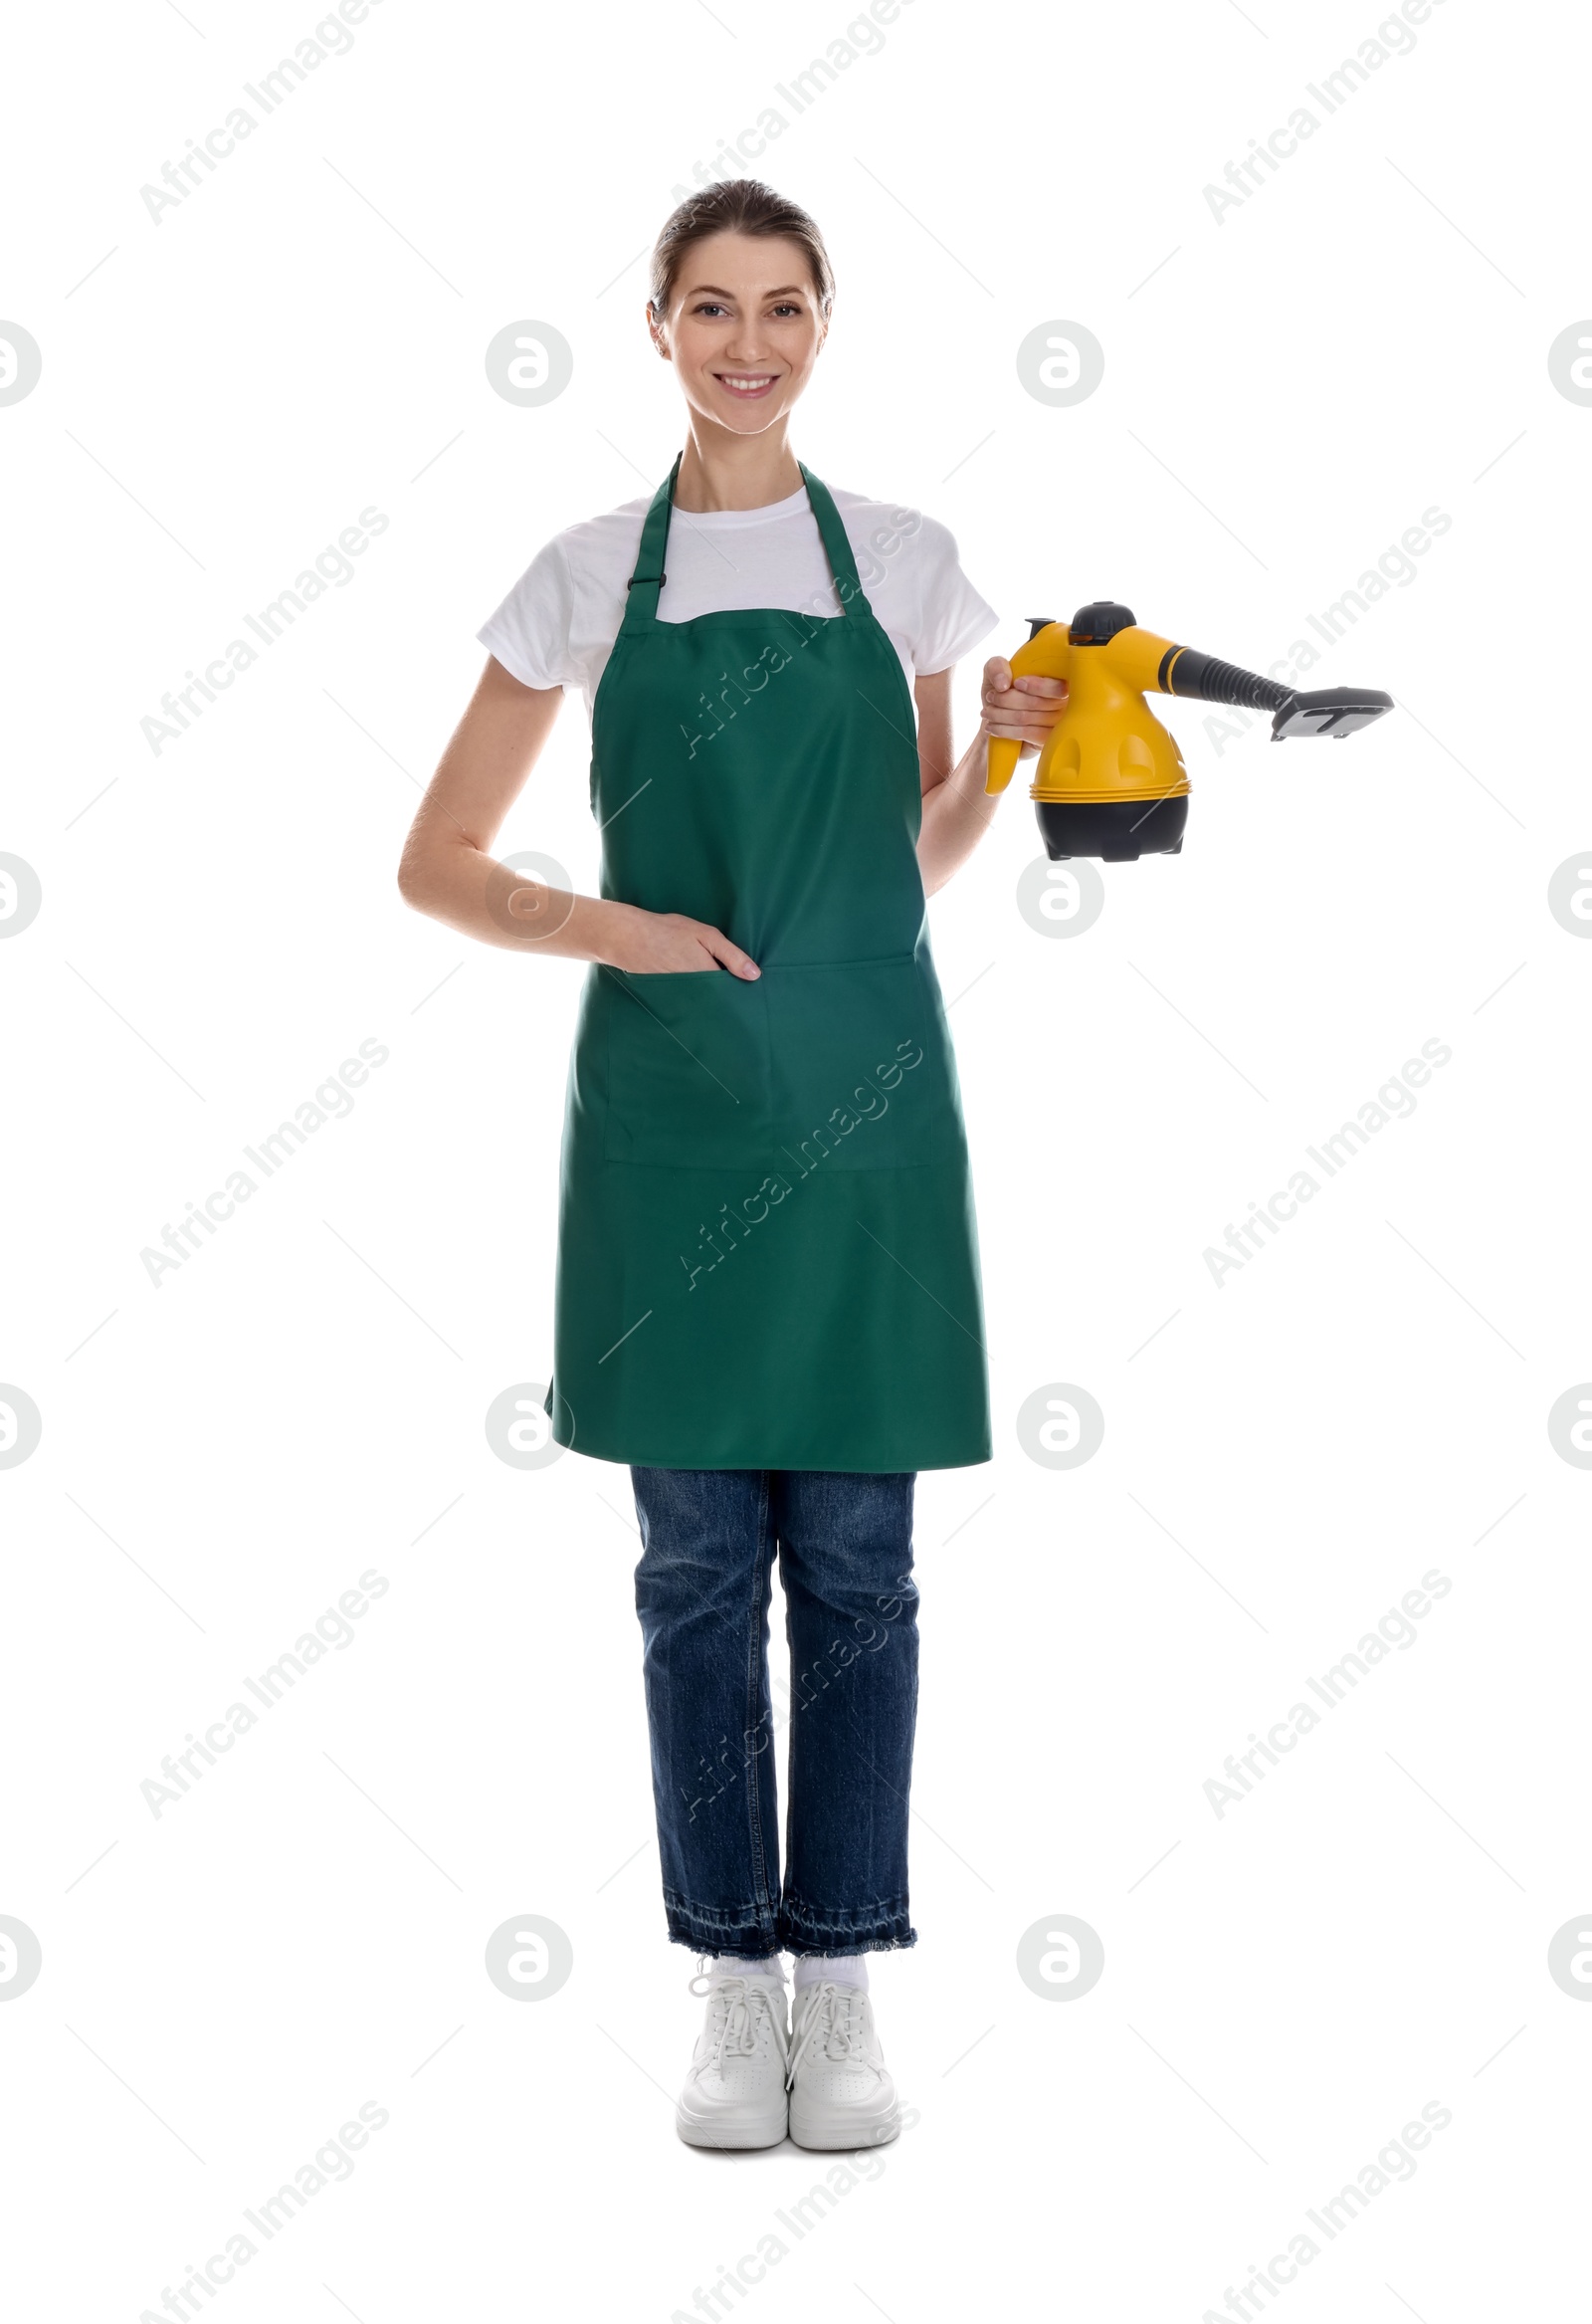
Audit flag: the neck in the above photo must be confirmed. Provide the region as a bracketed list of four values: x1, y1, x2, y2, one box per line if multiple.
[673, 418, 802, 513]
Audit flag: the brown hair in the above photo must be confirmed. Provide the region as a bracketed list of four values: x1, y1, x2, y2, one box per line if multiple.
[648, 179, 835, 320]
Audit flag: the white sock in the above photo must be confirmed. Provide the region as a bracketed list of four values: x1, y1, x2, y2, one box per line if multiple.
[709, 1952, 786, 1984]
[793, 1952, 869, 1993]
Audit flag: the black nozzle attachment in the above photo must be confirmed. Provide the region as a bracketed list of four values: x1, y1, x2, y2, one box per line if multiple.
[1027, 615, 1059, 640]
[1272, 687, 1394, 739]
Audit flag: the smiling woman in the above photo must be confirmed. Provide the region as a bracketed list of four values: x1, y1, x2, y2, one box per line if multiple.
[650, 178, 835, 383]
[397, 174, 1069, 2158]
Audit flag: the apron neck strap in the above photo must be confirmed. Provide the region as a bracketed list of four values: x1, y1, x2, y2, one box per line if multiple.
[797, 465, 868, 620]
[619, 454, 870, 630]
[618, 454, 682, 635]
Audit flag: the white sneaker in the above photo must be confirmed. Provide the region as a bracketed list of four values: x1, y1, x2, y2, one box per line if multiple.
[787, 1981, 900, 2150]
[676, 1970, 790, 2150]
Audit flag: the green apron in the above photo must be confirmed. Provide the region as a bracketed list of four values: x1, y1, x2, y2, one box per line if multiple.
[546, 456, 990, 1472]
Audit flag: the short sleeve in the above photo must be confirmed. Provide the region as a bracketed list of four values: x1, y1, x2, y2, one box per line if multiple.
[476, 535, 578, 691]
[912, 517, 1001, 676]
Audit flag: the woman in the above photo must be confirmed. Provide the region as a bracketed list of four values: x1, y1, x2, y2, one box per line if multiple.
[398, 179, 1064, 2151]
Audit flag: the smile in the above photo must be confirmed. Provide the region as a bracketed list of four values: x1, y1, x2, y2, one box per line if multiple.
[714, 373, 779, 398]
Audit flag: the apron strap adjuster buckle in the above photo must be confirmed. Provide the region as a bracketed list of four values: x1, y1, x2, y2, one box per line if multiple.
[626, 571, 667, 588]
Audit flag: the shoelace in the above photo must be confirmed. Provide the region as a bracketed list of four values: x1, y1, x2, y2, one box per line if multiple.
[704, 1978, 786, 2073]
[787, 1980, 867, 2088]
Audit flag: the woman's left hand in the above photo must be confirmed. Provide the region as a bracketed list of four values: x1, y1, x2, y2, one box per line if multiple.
[979, 656, 1068, 759]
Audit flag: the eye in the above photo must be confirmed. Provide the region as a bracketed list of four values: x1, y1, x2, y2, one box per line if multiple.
[771, 304, 803, 317]
[694, 302, 730, 317]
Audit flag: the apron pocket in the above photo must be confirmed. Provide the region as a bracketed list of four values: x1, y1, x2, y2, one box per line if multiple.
[603, 967, 773, 1168]
[763, 955, 963, 1173]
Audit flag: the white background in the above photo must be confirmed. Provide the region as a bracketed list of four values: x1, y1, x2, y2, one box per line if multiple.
[3, 0, 1589, 2316]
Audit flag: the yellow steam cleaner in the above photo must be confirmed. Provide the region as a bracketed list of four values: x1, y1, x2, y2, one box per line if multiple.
[986, 601, 1394, 859]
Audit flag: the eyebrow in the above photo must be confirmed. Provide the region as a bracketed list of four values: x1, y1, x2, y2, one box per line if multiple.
[684, 284, 809, 301]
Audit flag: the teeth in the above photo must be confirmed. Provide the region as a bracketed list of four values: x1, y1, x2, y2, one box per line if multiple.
[720, 375, 773, 388]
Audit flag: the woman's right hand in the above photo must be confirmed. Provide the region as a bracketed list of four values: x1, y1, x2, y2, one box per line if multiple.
[395, 659, 762, 976]
[603, 903, 760, 978]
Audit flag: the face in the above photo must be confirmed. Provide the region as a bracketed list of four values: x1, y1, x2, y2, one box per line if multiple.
[651, 231, 826, 435]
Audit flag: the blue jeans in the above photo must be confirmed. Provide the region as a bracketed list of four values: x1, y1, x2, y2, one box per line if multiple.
[631, 1467, 919, 1958]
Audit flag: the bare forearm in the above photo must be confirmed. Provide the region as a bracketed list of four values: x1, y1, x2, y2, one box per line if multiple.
[398, 811, 636, 962]
[917, 730, 998, 895]
[399, 807, 760, 976]
[399, 657, 761, 976]
[913, 654, 1066, 896]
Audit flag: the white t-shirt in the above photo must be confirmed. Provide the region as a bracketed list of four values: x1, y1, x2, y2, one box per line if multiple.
[477, 483, 1000, 722]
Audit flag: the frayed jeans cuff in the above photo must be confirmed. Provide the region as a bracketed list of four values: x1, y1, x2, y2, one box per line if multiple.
[777, 1894, 916, 1956]
[663, 1891, 781, 1958]
[662, 1889, 917, 1958]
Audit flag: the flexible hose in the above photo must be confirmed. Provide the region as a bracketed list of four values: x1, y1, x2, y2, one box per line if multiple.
[1161, 647, 1294, 715]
